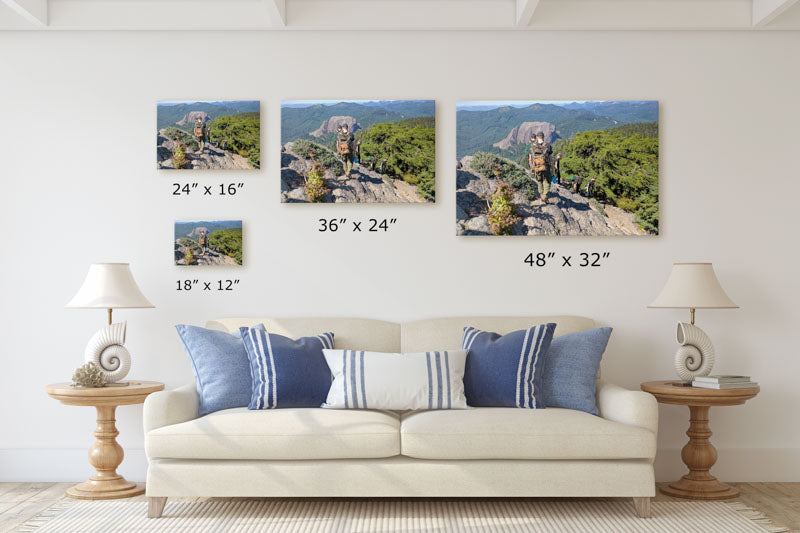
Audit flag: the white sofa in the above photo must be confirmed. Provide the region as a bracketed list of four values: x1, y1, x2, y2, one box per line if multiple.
[144, 316, 658, 518]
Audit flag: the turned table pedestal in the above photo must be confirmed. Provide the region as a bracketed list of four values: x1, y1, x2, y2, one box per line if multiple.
[640, 380, 759, 500]
[45, 381, 164, 500]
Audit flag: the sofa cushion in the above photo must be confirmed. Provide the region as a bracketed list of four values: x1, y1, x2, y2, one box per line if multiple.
[146, 408, 400, 460]
[322, 349, 468, 410]
[400, 408, 655, 460]
[240, 327, 334, 410]
[462, 324, 556, 408]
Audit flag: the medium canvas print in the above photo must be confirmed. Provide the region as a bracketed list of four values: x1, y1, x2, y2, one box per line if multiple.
[281, 100, 435, 203]
[174, 220, 243, 266]
[157, 100, 260, 170]
[456, 100, 659, 236]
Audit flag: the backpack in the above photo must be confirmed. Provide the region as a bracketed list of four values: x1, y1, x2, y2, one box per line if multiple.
[338, 142, 350, 156]
[532, 156, 547, 173]
[194, 124, 204, 138]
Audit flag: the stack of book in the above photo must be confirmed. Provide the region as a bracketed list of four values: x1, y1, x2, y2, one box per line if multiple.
[692, 375, 758, 389]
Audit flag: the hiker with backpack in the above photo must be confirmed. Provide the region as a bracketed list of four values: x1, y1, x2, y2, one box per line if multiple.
[528, 131, 553, 204]
[193, 117, 208, 153]
[585, 177, 597, 198]
[197, 230, 208, 256]
[355, 139, 362, 165]
[336, 123, 355, 177]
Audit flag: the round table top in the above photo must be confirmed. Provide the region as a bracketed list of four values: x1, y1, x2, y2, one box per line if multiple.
[641, 380, 759, 407]
[45, 381, 165, 407]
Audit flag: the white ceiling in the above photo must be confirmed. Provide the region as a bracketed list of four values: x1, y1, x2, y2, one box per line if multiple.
[1, 0, 799, 30]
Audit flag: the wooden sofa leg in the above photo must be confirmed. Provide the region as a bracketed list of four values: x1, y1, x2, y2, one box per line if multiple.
[633, 497, 651, 518]
[148, 497, 167, 518]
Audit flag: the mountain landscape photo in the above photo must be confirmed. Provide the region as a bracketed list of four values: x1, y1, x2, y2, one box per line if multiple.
[174, 220, 243, 266]
[456, 100, 659, 236]
[157, 100, 261, 170]
[281, 100, 435, 203]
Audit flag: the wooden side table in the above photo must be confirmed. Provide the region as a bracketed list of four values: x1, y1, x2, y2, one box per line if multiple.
[45, 381, 164, 500]
[641, 380, 759, 500]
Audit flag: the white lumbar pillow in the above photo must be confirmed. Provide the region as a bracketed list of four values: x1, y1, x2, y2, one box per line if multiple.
[322, 349, 468, 410]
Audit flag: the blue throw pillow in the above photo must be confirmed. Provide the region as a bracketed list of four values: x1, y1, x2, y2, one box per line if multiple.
[240, 327, 334, 409]
[462, 323, 556, 408]
[175, 324, 264, 417]
[542, 327, 613, 415]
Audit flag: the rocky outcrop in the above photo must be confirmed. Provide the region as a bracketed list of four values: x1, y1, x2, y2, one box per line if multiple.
[176, 111, 209, 127]
[157, 129, 253, 170]
[493, 122, 556, 150]
[456, 157, 648, 236]
[174, 241, 239, 266]
[281, 143, 428, 204]
[309, 116, 358, 138]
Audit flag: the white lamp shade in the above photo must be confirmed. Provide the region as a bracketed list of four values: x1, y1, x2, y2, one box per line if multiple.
[66, 263, 154, 309]
[648, 262, 738, 309]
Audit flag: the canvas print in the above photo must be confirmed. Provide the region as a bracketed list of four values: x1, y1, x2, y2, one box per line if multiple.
[281, 100, 435, 203]
[157, 100, 260, 170]
[174, 220, 243, 266]
[456, 100, 659, 236]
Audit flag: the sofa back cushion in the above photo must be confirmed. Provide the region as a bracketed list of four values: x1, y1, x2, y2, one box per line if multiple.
[401, 316, 595, 353]
[208, 317, 400, 352]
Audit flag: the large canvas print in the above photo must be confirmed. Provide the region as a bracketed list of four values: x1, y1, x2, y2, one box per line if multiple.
[174, 220, 243, 266]
[456, 100, 659, 236]
[157, 101, 260, 170]
[281, 100, 435, 203]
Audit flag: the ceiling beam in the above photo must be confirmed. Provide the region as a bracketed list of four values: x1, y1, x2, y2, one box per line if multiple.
[1, 0, 47, 26]
[752, 0, 800, 26]
[265, 0, 286, 26]
[516, 0, 540, 26]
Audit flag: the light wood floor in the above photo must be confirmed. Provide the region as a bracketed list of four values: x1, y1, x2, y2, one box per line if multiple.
[1, 482, 798, 532]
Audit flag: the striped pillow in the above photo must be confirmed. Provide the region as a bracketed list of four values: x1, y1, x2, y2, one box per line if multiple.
[240, 327, 334, 409]
[462, 323, 556, 408]
[321, 350, 468, 410]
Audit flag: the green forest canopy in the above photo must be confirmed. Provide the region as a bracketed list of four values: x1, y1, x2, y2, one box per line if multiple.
[553, 121, 659, 233]
[355, 116, 435, 201]
[208, 228, 243, 265]
[208, 112, 260, 168]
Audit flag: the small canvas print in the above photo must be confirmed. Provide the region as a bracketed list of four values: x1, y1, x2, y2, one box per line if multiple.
[281, 100, 435, 203]
[174, 220, 243, 266]
[456, 100, 659, 236]
[157, 100, 260, 170]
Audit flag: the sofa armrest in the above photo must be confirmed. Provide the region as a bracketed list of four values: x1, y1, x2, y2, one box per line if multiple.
[596, 380, 658, 435]
[143, 383, 199, 433]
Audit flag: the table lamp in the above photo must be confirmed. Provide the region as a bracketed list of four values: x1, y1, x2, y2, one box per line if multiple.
[648, 262, 738, 382]
[66, 263, 154, 383]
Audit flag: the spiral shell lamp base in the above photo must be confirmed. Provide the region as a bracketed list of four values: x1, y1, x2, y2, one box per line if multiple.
[673, 321, 715, 381]
[84, 322, 131, 383]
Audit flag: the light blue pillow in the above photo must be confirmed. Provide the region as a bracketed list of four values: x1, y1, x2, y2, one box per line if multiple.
[462, 324, 556, 408]
[240, 327, 334, 409]
[542, 327, 613, 415]
[175, 324, 264, 416]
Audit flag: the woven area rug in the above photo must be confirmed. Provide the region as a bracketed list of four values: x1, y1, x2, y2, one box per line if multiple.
[16, 499, 788, 533]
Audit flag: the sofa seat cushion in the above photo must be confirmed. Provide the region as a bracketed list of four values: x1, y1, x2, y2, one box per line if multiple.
[400, 408, 655, 460]
[146, 407, 400, 460]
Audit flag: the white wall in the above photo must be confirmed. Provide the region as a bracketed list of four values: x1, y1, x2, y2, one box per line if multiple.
[0, 30, 798, 483]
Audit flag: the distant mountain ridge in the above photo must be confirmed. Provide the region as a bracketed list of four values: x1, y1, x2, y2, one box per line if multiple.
[157, 101, 259, 131]
[457, 101, 658, 158]
[281, 100, 434, 144]
[174, 220, 242, 240]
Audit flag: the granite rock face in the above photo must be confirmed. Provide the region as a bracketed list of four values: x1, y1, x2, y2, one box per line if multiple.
[309, 116, 359, 138]
[493, 121, 557, 150]
[456, 157, 647, 236]
[281, 143, 428, 203]
[157, 129, 253, 170]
